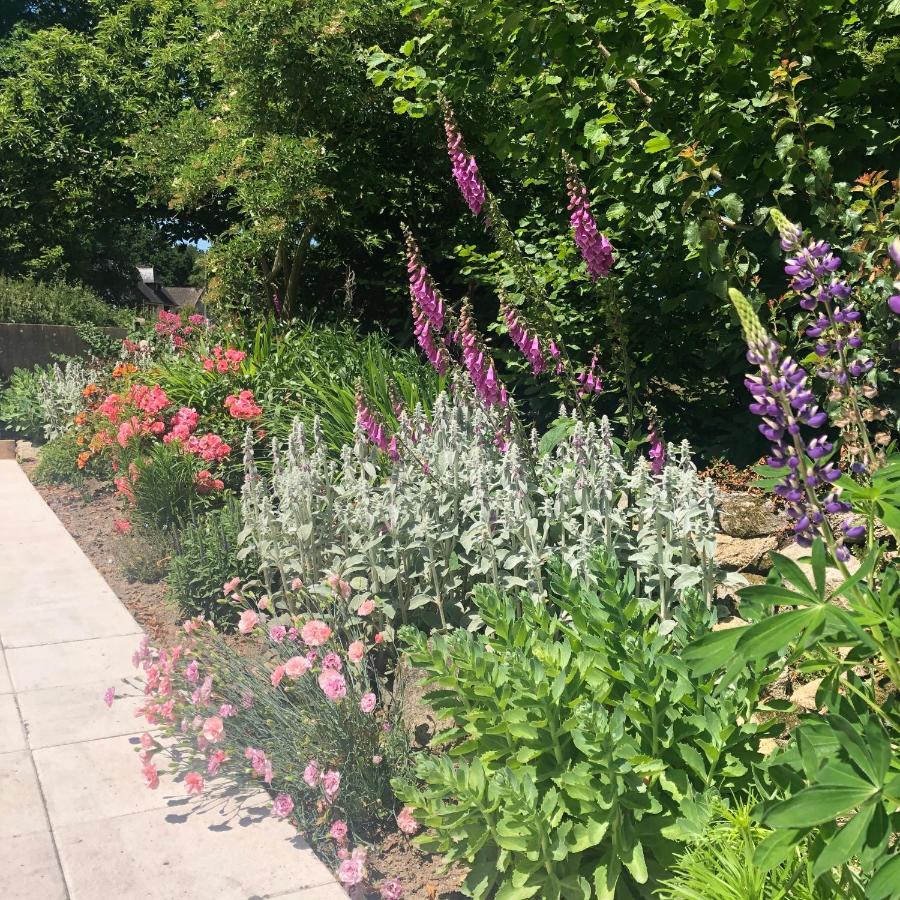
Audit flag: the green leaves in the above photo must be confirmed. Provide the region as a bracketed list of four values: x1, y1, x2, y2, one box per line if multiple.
[643, 132, 672, 154]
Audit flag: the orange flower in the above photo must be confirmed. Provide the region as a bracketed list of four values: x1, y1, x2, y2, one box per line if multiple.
[73, 413, 86, 426]
[111, 362, 138, 378]
[82, 383, 100, 398]
[75, 434, 85, 446]
[76, 451, 92, 469]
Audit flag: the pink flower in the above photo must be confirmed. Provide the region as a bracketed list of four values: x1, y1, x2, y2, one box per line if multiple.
[238, 609, 259, 635]
[207, 749, 227, 776]
[224, 389, 263, 420]
[321, 652, 343, 671]
[380, 879, 405, 900]
[202, 716, 224, 743]
[322, 769, 341, 803]
[272, 793, 295, 818]
[284, 656, 311, 678]
[372, 755, 383, 765]
[290, 577, 303, 590]
[330, 820, 348, 843]
[360, 692, 377, 714]
[223, 577, 240, 594]
[357, 599, 376, 617]
[186, 433, 231, 462]
[103, 686, 115, 707]
[257, 595, 270, 610]
[318, 670, 347, 702]
[337, 858, 365, 887]
[326, 574, 352, 598]
[270, 665, 286, 687]
[269, 624, 287, 643]
[302, 759, 320, 788]
[301, 619, 332, 647]
[397, 806, 419, 835]
[347, 641, 366, 663]
[184, 660, 199, 683]
[140, 733, 155, 751]
[142, 763, 159, 790]
[113, 519, 132, 535]
[185, 772, 204, 795]
[218, 703, 236, 718]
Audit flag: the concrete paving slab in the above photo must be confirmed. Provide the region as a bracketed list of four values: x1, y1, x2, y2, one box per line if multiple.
[54, 804, 339, 900]
[0, 693, 26, 752]
[0, 595, 140, 647]
[277, 886, 349, 899]
[0, 750, 50, 838]
[0, 652, 11, 694]
[0, 830, 67, 900]
[33, 733, 175, 828]
[17, 679, 146, 749]
[6, 632, 141, 692]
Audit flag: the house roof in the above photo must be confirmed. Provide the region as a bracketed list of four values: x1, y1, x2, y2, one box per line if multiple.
[159, 286, 205, 309]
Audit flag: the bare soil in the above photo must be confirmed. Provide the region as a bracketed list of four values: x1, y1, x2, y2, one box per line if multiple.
[25, 461, 466, 900]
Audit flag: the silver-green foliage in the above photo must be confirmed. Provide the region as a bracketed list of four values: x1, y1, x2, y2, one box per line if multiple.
[241, 386, 730, 628]
[35, 360, 93, 440]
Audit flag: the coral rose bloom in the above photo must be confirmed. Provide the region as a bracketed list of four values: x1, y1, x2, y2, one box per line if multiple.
[301, 619, 332, 647]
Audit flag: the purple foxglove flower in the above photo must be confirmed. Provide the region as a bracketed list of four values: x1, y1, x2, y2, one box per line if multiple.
[565, 158, 614, 280]
[441, 99, 486, 216]
[403, 226, 445, 331]
[647, 416, 666, 475]
[355, 389, 396, 457]
[889, 239, 900, 315]
[502, 301, 546, 375]
[459, 300, 506, 407]
[576, 353, 603, 399]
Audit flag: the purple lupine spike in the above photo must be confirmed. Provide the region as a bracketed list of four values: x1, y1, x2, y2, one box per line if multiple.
[441, 99, 486, 216]
[459, 300, 507, 407]
[403, 226, 445, 331]
[271, 290, 283, 319]
[773, 212, 873, 387]
[888, 238, 900, 315]
[502, 301, 546, 375]
[565, 158, 614, 280]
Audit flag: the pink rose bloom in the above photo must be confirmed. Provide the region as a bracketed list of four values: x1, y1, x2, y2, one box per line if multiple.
[291, 577, 303, 590]
[270, 665, 286, 687]
[301, 619, 332, 647]
[272, 793, 295, 818]
[318, 670, 347, 702]
[223, 577, 240, 594]
[207, 749, 227, 775]
[359, 692, 377, 714]
[184, 660, 199, 683]
[103, 686, 115, 707]
[347, 641, 366, 663]
[142, 763, 159, 790]
[201, 716, 224, 743]
[357, 598, 376, 617]
[337, 858, 365, 887]
[330, 820, 348, 843]
[238, 609, 259, 635]
[269, 624, 287, 643]
[397, 806, 419, 835]
[380, 879, 405, 900]
[185, 772, 204, 795]
[302, 759, 320, 788]
[322, 769, 341, 803]
[321, 652, 343, 671]
[284, 656, 311, 678]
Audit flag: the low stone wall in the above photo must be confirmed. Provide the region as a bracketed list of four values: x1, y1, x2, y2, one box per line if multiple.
[0, 323, 127, 378]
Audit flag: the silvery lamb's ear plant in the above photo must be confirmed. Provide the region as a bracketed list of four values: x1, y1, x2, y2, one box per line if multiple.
[240, 382, 733, 631]
[36, 360, 94, 439]
[394, 554, 779, 900]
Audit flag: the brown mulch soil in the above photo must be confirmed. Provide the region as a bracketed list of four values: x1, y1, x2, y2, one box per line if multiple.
[23, 459, 467, 900]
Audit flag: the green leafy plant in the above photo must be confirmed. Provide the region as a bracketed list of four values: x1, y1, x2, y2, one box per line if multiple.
[130, 442, 206, 533]
[0, 276, 128, 326]
[395, 554, 778, 899]
[0, 367, 44, 441]
[33, 431, 86, 486]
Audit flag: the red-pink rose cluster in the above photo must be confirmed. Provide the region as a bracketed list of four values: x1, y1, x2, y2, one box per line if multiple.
[224, 389, 262, 420]
[163, 407, 200, 444]
[195, 470, 225, 494]
[201, 345, 246, 374]
[185, 433, 231, 462]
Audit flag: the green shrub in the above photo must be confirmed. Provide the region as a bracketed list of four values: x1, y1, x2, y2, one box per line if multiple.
[395, 555, 778, 900]
[130, 442, 203, 533]
[657, 800, 859, 900]
[0, 276, 128, 326]
[0, 367, 44, 441]
[33, 432, 85, 486]
[169, 498, 255, 626]
[119, 524, 170, 583]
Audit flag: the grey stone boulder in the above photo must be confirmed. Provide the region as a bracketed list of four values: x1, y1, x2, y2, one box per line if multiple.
[717, 491, 786, 538]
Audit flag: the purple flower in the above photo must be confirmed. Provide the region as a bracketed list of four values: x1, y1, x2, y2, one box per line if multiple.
[441, 99, 486, 216]
[356, 389, 397, 457]
[576, 353, 603, 399]
[888, 238, 900, 315]
[458, 300, 507, 407]
[647, 415, 666, 475]
[502, 300, 546, 375]
[403, 226, 445, 331]
[730, 288, 854, 560]
[565, 157, 614, 280]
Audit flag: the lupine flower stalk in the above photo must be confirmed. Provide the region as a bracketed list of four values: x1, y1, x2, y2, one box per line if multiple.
[889, 238, 900, 316]
[564, 154, 614, 280]
[440, 98, 486, 216]
[458, 300, 507, 407]
[771, 209, 876, 470]
[730, 288, 858, 560]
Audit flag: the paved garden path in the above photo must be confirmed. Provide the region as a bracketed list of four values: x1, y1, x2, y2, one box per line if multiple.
[0, 459, 345, 900]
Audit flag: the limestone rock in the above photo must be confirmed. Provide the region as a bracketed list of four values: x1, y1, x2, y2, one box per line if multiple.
[712, 615, 749, 632]
[714, 533, 778, 572]
[777, 541, 860, 595]
[791, 677, 823, 711]
[717, 491, 785, 539]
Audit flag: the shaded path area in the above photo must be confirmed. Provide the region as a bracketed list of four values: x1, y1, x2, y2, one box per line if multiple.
[0, 460, 344, 899]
